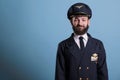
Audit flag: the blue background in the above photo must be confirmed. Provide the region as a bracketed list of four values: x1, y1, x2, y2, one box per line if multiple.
[0, 0, 120, 80]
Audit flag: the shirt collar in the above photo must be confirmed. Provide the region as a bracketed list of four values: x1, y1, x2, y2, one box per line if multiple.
[73, 33, 88, 41]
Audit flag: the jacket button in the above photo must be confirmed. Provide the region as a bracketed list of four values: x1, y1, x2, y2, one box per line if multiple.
[86, 67, 89, 70]
[80, 78, 82, 80]
[79, 67, 81, 70]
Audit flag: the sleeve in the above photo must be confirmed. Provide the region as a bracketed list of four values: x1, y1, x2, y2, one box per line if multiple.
[55, 43, 66, 80]
[97, 41, 109, 80]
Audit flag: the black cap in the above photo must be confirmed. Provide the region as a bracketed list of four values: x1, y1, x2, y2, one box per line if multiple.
[67, 3, 92, 19]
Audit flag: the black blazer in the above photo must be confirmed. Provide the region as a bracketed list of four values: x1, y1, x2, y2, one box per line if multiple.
[55, 33, 108, 80]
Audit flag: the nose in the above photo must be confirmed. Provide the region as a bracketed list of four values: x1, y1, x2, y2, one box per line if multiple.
[78, 19, 82, 25]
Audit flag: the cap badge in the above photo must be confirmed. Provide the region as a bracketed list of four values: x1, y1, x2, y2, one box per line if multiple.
[75, 5, 83, 9]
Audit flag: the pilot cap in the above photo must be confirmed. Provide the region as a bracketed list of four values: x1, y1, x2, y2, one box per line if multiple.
[67, 3, 92, 19]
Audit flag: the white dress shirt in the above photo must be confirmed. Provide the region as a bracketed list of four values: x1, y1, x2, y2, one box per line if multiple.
[73, 33, 88, 48]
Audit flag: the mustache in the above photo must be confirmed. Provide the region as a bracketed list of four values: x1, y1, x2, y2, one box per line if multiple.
[77, 25, 84, 27]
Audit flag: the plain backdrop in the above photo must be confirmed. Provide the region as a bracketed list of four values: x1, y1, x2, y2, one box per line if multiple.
[0, 0, 120, 80]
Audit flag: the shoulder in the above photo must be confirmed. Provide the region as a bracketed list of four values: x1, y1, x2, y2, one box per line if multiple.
[92, 37, 103, 45]
[88, 33, 105, 50]
[88, 33, 103, 45]
[57, 34, 75, 49]
[58, 37, 72, 47]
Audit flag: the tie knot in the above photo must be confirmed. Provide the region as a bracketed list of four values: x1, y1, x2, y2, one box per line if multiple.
[79, 37, 83, 40]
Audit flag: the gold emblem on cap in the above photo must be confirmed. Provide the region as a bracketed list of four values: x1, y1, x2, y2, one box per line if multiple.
[75, 5, 83, 9]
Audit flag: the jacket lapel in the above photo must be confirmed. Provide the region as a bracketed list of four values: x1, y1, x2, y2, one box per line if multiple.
[66, 33, 95, 62]
[85, 34, 95, 55]
[66, 34, 84, 60]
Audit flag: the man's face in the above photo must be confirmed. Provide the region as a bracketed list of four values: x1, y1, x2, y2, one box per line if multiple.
[70, 15, 90, 35]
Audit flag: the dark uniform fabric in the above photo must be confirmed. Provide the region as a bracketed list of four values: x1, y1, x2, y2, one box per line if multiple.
[55, 33, 108, 80]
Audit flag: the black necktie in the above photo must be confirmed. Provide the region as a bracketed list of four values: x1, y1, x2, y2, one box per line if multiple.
[79, 37, 84, 50]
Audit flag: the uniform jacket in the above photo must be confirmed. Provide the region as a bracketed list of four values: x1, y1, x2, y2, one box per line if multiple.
[55, 33, 108, 80]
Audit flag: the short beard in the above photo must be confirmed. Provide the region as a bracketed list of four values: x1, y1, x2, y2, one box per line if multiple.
[72, 25, 89, 35]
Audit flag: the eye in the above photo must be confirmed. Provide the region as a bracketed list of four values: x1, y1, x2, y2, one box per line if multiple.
[72, 17, 78, 22]
[74, 19, 78, 21]
[82, 19, 87, 22]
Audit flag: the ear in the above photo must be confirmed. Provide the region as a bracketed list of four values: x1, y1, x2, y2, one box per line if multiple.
[88, 19, 90, 26]
[70, 19, 73, 25]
